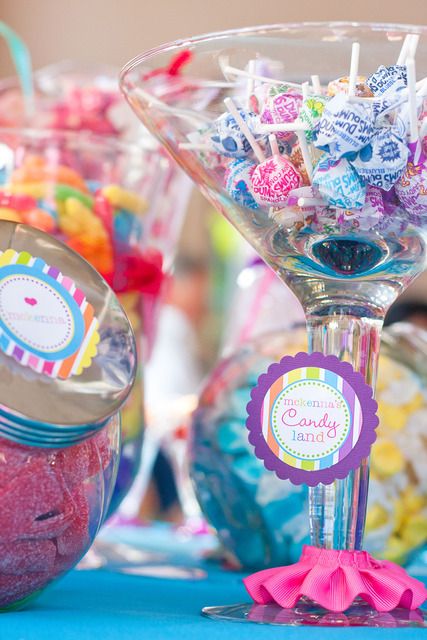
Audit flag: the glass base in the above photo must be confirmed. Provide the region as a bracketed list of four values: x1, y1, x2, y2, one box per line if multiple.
[201, 598, 427, 627]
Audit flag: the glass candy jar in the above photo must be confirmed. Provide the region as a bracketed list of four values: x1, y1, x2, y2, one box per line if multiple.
[0, 128, 189, 515]
[0, 221, 136, 609]
[190, 324, 427, 570]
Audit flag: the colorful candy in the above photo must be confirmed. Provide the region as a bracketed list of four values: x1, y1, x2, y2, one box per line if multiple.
[0, 154, 155, 291]
[211, 110, 261, 158]
[178, 36, 427, 234]
[351, 126, 409, 190]
[314, 93, 375, 159]
[260, 87, 303, 136]
[0, 428, 113, 608]
[395, 141, 427, 218]
[312, 155, 366, 210]
[225, 158, 259, 210]
[251, 154, 302, 206]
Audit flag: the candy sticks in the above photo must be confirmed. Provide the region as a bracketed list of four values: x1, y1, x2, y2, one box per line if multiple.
[224, 97, 266, 163]
[223, 65, 302, 89]
[348, 42, 360, 98]
[311, 75, 322, 94]
[406, 58, 419, 143]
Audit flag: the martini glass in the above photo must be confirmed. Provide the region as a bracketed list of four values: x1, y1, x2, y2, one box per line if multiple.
[120, 23, 427, 626]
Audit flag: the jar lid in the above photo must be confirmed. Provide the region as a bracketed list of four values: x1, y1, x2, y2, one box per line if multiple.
[0, 221, 137, 447]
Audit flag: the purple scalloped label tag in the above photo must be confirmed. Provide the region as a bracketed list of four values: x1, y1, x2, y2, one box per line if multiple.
[246, 352, 378, 486]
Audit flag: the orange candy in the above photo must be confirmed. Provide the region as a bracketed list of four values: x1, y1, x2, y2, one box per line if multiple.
[11, 158, 89, 194]
[21, 209, 57, 234]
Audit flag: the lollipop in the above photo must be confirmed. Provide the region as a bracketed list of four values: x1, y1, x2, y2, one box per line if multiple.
[210, 109, 261, 158]
[260, 85, 303, 137]
[251, 135, 303, 206]
[225, 158, 259, 210]
[350, 124, 409, 191]
[299, 95, 328, 141]
[395, 60, 427, 218]
[313, 93, 375, 160]
[312, 154, 366, 210]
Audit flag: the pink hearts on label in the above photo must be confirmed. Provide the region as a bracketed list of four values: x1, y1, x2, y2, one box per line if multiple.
[24, 297, 37, 306]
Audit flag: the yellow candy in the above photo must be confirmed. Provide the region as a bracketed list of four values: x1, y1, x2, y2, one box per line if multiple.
[393, 497, 406, 533]
[376, 357, 402, 392]
[0, 208, 22, 222]
[401, 514, 427, 547]
[102, 185, 147, 215]
[59, 198, 108, 242]
[6, 182, 50, 199]
[381, 535, 413, 564]
[365, 503, 389, 532]
[371, 438, 405, 477]
[405, 392, 424, 414]
[377, 403, 407, 431]
[401, 487, 426, 514]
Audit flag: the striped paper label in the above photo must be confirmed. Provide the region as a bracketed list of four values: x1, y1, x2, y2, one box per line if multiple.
[0, 249, 99, 379]
[247, 352, 378, 486]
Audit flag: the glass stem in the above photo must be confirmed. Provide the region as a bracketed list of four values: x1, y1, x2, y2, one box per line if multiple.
[307, 310, 383, 551]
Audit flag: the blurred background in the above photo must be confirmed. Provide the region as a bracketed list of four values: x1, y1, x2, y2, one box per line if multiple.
[1, 0, 427, 75]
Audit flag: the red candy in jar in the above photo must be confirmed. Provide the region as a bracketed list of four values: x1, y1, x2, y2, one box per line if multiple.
[0, 222, 136, 610]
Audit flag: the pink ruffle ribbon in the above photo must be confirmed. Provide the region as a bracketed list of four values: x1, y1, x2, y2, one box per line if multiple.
[244, 545, 427, 613]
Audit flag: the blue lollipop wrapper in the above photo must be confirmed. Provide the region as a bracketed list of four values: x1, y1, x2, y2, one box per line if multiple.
[211, 110, 261, 158]
[225, 158, 259, 210]
[312, 154, 366, 209]
[314, 93, 375, 159]
[350, 126, 409, 191]
[367, 64, 407, 97]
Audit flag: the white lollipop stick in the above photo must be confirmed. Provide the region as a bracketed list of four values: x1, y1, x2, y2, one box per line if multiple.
[311, 75, 321, 94]
[268, 134, 280, 156]
[258, 121, 310, 133]
[178, 142, 212, 150]
[246, 60, 256, 110]
[408, 33, 420, 60]
[406, 58, 419, 143]
[296, 130, 313, 182]
[397, 34, 413, 65]
[348, 42, 360, 98]
[224, 97, 265, 163]
[302, 81, 310, 101]
[298, 197, 326, 207]
[416, 78, 427, 97]
[223, 65, 302, 89]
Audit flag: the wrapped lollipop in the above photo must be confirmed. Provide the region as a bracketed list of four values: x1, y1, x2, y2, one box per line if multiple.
[260, 85, 303, 138]
[395, 59, 427, 218]
[210, 108, 262, 158]
[251, 134, 303, 207]
[225, 158, 259, 210]
[312, 154, 366, 210]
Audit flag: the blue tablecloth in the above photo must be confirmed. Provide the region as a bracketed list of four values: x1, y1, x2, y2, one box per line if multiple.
[5, 525, 427, 639]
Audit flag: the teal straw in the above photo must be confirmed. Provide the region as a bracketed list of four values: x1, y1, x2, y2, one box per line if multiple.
[0, 21, 34, 121]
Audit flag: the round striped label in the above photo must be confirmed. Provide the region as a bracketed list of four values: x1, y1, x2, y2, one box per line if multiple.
[247, 352, 378, 486]
[0, 249, 99, 379]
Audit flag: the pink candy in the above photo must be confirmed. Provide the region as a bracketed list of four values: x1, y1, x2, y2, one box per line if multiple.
[260, 90, 303, 137]
[251, 156, 303, 206]
[0, 430, 112, 608]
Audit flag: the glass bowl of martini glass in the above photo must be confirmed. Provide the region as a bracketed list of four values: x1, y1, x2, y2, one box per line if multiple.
[121, 23, 427, 627]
